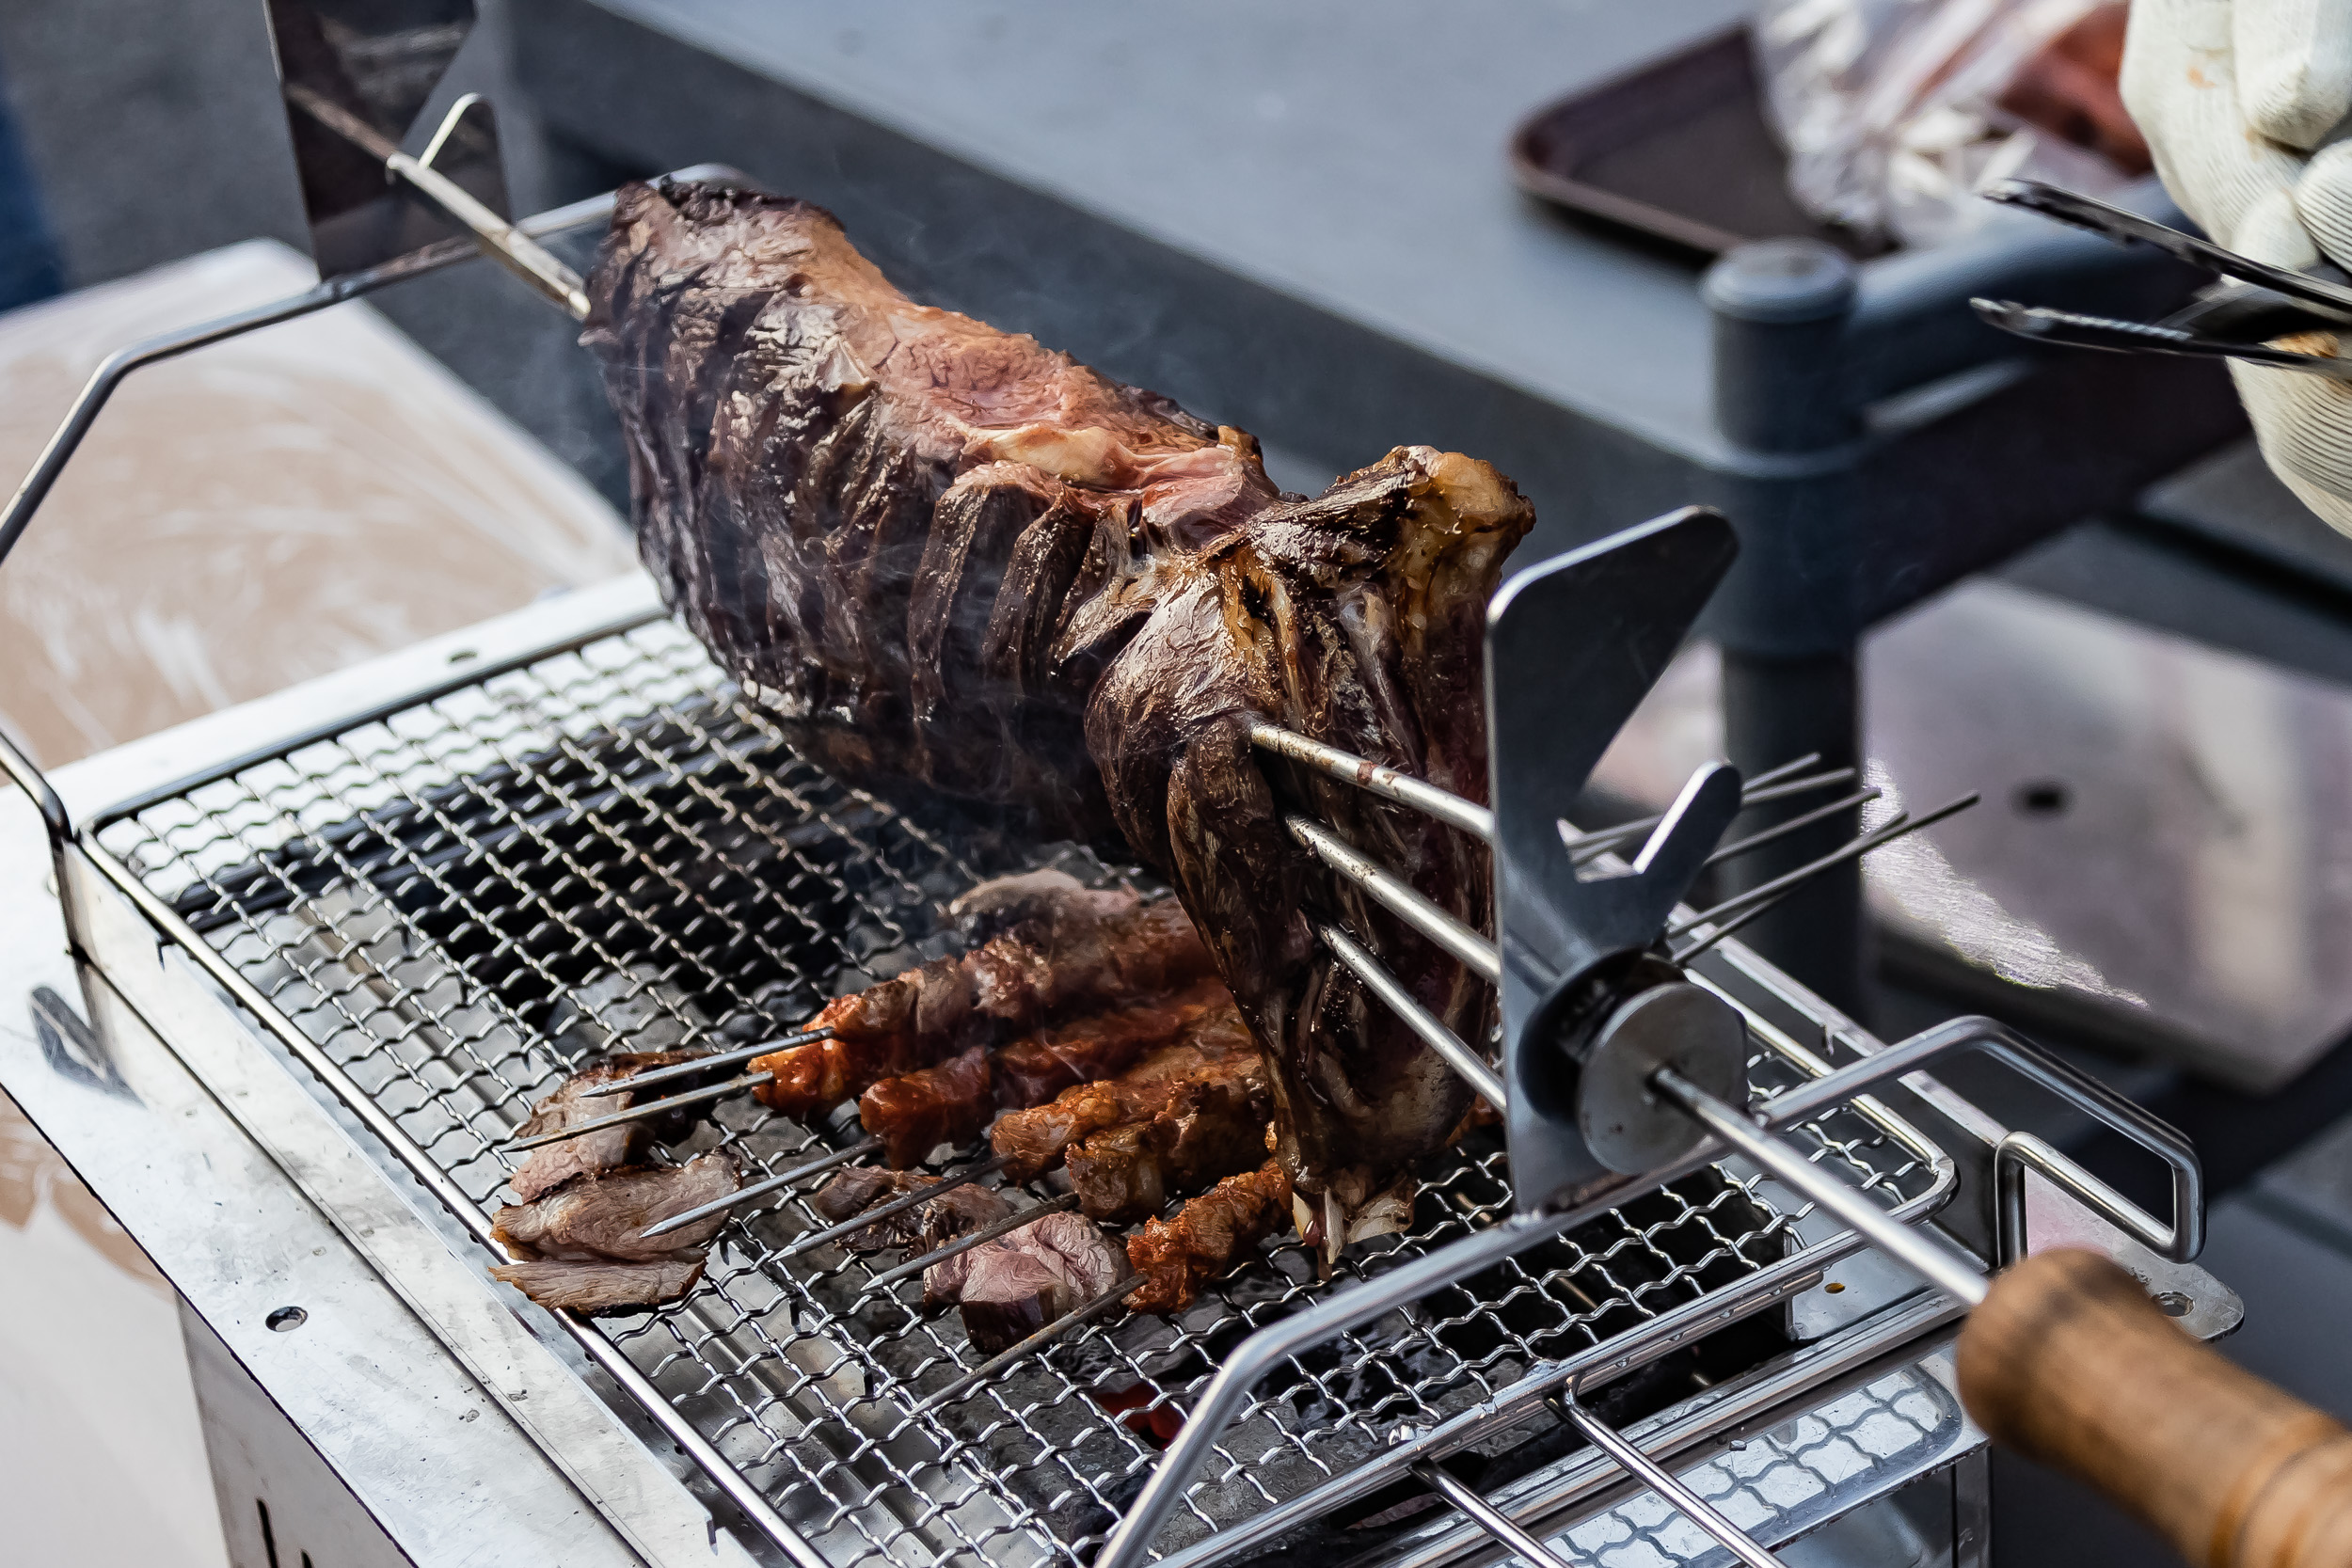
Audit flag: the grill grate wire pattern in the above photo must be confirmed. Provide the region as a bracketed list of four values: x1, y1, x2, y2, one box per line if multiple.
[94, 618, 1944, 1568]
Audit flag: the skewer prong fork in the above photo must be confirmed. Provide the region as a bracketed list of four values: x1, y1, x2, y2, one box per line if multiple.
[856, 1193, 1086, 1300]
[913, 1272, 1144, 1417]
[499, 1027, 834, 1152]
[759, 1154, 1010, 1259]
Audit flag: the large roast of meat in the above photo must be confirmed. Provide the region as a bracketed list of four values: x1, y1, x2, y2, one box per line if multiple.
[583, 179, 1531, 1249]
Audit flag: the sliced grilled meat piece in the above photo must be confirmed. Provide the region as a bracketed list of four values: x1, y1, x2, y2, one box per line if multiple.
[808, 1166, 1012, 1252]
[923, 1210, 1125, 1354]
[507, 1050, 703, 1201]
[1125, 1161, 1295, 1315]
[486, 1257, 706, 1314]
[493, 1152, 740, 1262]
[751, 875, 1211, 1120]
[488, 1152, 741, 1313]
[587, 182, 1527, 1247]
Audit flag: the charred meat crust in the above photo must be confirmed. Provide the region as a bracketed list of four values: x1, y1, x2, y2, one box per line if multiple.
[587, 182, 1530, 1241]
[748, 872, 1211, 1123]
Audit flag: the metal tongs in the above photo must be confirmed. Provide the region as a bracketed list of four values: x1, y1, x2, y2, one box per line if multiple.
[1971, 177, 2352, 381]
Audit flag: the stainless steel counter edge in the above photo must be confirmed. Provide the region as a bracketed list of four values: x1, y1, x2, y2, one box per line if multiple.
[50, 572, 669, 827]
[0, 790, 761, 1568]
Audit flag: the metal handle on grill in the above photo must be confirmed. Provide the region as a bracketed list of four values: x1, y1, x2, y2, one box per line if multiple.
[1960, 1247, 2352, 1568]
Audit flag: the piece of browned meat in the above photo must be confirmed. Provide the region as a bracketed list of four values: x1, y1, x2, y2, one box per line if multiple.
[751, 873, 1212, 1119]
[486, 1257, 706, 1314]
[922, 1210, 1125, 1354]
[809, 1166, 1011, 1252]
[859, 1045, 993, 1168]
[488, 1151, 739, 1313]
[1124, 1161, 1295, 1315]
[493, 1152, 740, 1262]
[586, 182, 1527, 1249]
[507, 1051, 702, 1201]
[992, 1003, 1267, 1198]
[852, 976, 1236, 1168]
[992, 977, 1232, 1108]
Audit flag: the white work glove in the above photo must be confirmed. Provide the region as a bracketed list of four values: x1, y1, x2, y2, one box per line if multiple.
[2122, 0, 2352, 532]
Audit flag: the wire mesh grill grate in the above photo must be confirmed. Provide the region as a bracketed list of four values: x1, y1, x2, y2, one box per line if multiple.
[94, 616, 1944, 1568]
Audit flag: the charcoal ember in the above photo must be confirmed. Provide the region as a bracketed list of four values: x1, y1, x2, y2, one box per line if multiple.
[585, 181, 1529, 1245]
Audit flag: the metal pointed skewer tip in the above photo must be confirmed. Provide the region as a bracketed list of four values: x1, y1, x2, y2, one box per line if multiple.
[858, 1193, 1086, 1299]
[914, 1273, 1145, 1417]
[1663, 792, 1979, 943]
[773, 1155, 1009, 1260]
[501, 1069, 774, 1153]
[637, 1136, 882, 1241]
[616, 1024, 834, 1096]
[1700, 786, 1883, 869]
[1560, 764, 1855, 862]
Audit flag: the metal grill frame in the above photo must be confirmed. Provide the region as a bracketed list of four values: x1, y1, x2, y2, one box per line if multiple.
[22, 576, 2012, 1568]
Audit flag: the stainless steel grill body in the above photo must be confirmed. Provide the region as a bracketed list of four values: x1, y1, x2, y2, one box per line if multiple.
[8, 578, 2233, 1568]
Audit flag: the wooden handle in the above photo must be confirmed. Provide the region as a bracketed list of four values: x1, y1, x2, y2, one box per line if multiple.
[1958, 1248, 2352, 1567]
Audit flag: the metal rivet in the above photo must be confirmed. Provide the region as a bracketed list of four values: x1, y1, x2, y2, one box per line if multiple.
[2154, 1291, 2192, 1317]
[266, 1306, 307, 1332]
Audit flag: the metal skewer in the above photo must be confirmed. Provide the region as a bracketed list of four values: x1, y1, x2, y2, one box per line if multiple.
[502, 1071, 775, 1152]
[1650, 1065, 1989, 1307]
[1544, 1395, 1787, 1568]
[614, 1026, 834, 1095]
[857, 1193, 1086, 1299]
[1248, 723, 1497, 841]
[633, 1136, 882, 1239]
[765, 1155, 1010, 1259]
[1563, 765, 1854, 863]
[914, 1272, 1145, 1417]
[1287, 816, 1500, 982]
[283, 85, 594, 318]
[1319, 925, 1504, 1106]
[1700, 786, 1882, 868]
[1661, 793, 1979, 942]
[501, 1028, 840, 1152]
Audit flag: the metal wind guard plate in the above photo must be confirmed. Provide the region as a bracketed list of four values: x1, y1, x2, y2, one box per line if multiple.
[1489, 508, 1742, 1212]
[266, 0, 515, 278]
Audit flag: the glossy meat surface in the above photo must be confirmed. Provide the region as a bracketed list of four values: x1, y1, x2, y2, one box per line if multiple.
[588, 182, 1527, 1244]
[750, 873, 1211, 1119]
[1125, 1161, 1295, 1314]
[990, 1003, 1265, 1188]
[859, 1044, 993, 1168]
[991, 977, 1232, 1108]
